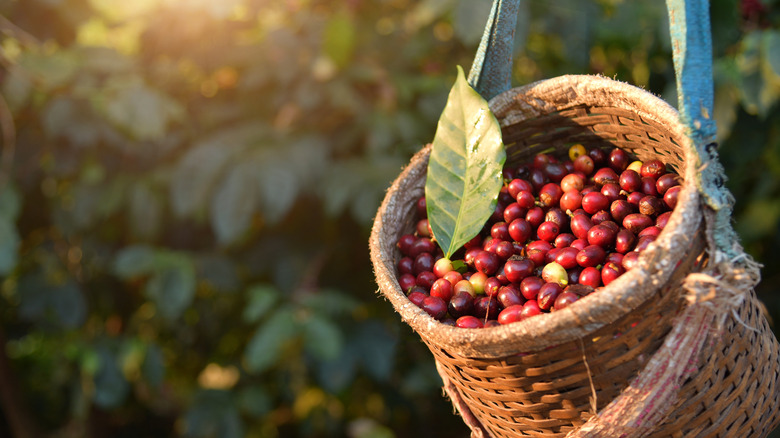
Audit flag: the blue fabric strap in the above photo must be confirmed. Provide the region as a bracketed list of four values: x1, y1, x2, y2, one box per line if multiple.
[667, 0, 717, 145]
[667, 0, 729, 209]
[667, 0, 739, 254]
[467, 0, 521, 101]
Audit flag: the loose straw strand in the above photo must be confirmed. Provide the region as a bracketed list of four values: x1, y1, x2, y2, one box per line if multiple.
[579, 338, 598, 415]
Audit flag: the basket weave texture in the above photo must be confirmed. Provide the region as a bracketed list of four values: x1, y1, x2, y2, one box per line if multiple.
[369, 75, 780, 437]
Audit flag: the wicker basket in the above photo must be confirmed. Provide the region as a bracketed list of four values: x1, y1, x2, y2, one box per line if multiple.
[369, 1, 780, 436]
[369, 75, 780, 437]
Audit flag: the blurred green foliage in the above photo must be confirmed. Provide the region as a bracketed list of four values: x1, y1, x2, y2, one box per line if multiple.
[0, 0, 778, 437]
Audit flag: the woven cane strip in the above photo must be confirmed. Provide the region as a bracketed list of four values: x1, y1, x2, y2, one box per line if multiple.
[642, 287, 780, 437]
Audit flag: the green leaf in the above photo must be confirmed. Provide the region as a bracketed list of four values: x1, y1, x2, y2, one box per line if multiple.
[71, 183, 103, 229]
[556, 0, 597, 68]
[302, 313, 343, 361]
[761, 30, 780, 111]
[184, 390, 244, 438]
[348, 156, 408, 225]
[242, 284, 280, 324]
[0, 184, 21, 220]
[351, 185, 383, 225]
[713, 59, 741, 140]
[739, 69, 766, 116]
[349, 418, 395, 438]
[1, 66, 33, 111]
[400, 360, 444, 396]
[119, 338, 145, 379]
[323, 12, 356, 69]
[244, 307, 298, 374]
[17, 274, 86, 328]
[315, 346, 358, 393]
[256, 157, 298, 225]
[285, 137, 329, 180]
[80, 348, 101, 376]
[236, 386, 272, 417]
[354, 321, 397, 382]
[299, 289, 359, 317]
[714, 82, 739, 140]
[319, 157, 405, 224]
[93, 347, 130, 409]
[102, 77, 184, 141]
[169, 127, 258, 217]
[736, 198, 780, 241]
[114, 245, 157, 278]
[142, 343, 166, 388]
[43, 97, 114, 148]
[42, 97, 77, 139]
[763, 30, 780, 81]
[50, 281, 88, 329]
[0, 185, 20, 275]
[18, 49, 80, 90]
[210, 160, 259, 246]
[196, 254, 239, 293]
[145, 262, 196, 321]
[0, 217, 19, 276]
[253, 138, 326, 225]
[80, 46, 134, 75]
[320, 160, 364, 217]
[16, 273, 47, 321]
[425, 66, 506, 258]
[129, 181, 163, 241]
[97, 176, 130, 218]
[407, 0, 455, 32]
[710, 0, 742, 54]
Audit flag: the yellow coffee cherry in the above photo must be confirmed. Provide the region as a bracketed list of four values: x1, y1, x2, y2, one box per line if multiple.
[627, 160, 643, 173]
[568, 144, 586, 161]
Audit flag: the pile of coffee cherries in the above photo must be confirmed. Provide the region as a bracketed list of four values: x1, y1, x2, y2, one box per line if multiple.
[396, 145, 682, 328]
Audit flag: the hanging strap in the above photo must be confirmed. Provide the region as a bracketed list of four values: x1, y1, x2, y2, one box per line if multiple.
[666, 0, 740, 258]
[667, 0, 717, 145]
[467, 0, 520, 101]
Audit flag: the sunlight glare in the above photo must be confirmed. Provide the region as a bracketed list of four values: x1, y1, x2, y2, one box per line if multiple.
[88, 0, 246, 21]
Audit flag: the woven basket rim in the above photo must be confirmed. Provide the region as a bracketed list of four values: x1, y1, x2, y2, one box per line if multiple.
[490, 74, 684, 133]
[370, 74, 703, 358]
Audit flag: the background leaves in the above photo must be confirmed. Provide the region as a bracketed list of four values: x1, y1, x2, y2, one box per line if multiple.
[0, 185, 20, 275]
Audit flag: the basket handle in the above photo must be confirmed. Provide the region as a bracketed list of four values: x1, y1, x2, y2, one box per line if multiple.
[466, 0, 520, 102]
[666, 0, 739, 255]
[469, 0, 739, 255]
